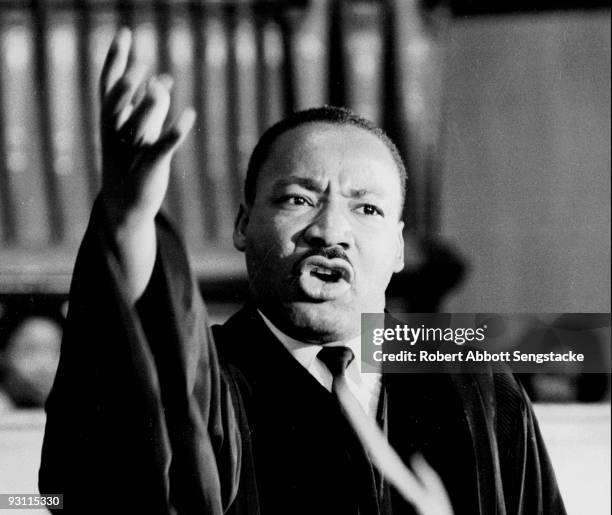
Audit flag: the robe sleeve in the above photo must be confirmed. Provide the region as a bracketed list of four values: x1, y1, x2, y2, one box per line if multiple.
[495, 373, 567, 515]
[39, 201, 241, 515]
[449, 367, 566, 515]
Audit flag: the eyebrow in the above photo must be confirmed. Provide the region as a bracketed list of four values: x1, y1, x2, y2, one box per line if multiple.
[271, 177, 386, 199]
[271, 176, 325, 193]
[348, 187, 384, 199]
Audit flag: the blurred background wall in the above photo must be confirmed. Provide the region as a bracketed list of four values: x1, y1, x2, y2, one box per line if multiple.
[442, 12, 610, 314]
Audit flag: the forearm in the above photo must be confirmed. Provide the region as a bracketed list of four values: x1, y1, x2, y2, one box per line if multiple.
[102, 201, 157, 304]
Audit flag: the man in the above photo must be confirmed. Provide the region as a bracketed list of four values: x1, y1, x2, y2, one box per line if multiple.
[39, 29, 565, 514]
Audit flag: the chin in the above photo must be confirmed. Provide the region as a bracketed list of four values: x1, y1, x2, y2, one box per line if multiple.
[282, 301, 361, 343]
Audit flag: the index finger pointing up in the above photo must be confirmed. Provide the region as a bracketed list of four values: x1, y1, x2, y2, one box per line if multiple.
[100, 28, 132, 99]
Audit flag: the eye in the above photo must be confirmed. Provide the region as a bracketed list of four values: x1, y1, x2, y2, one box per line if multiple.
[277, 194, 314, 208]
[356, 204, 384, 217]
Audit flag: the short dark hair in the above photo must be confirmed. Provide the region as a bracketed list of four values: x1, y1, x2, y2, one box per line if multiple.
[244, 106, 407, 212]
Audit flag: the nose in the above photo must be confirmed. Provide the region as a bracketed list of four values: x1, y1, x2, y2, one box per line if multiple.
[303, 201, 353, 250]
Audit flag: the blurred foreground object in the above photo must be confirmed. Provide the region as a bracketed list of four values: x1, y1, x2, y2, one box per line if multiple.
[0, 317, 61, 407]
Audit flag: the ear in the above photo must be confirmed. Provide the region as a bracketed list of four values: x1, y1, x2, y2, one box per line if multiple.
[393, 221, 405, 273]
[233, 204, 250, 252]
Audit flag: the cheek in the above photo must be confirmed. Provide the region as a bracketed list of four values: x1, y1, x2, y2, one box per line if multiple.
[356, 232, 401, 281]
[246, 218, 296, 262]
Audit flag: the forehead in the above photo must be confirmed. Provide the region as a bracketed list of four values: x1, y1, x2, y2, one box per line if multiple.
[258, 122, 402, 193]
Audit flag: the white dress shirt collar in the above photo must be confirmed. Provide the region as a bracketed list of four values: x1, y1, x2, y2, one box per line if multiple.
[257, 310, 381, 418]
[257, 309, 361, 370]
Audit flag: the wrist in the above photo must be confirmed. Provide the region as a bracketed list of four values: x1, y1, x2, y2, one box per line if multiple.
[101, 194, 155, 236]
[98, 196, 157, 304]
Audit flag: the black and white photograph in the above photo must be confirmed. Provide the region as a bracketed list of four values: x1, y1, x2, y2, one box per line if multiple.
[0, 1, 610, 514]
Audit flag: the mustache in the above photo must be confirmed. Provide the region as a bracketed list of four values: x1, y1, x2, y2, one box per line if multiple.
[298, 246, 351, 264]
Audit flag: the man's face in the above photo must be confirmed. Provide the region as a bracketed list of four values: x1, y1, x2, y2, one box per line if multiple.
[234, 123, 405, 342]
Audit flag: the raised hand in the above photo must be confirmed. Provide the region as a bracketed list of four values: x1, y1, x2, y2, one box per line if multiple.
[98, 28, 196, 302]
[99, 27, 195, 228]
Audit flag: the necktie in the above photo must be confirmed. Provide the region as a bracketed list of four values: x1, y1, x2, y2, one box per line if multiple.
[318, 346, 390, 512]
[317, 347, 454, 515]
[317, 345, 355, 383]
[318, 346, 381, 514]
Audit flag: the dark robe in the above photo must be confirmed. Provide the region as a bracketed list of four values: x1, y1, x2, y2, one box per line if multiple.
[39, 205, 566, 514]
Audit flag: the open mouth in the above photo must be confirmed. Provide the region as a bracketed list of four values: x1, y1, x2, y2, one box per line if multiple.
[310, 266, 343, 282]
[299, 256, 353, 282]
[295, 255, 354, 300]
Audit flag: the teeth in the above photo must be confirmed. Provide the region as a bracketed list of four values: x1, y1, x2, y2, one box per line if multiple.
[310, 267, 342, 282]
